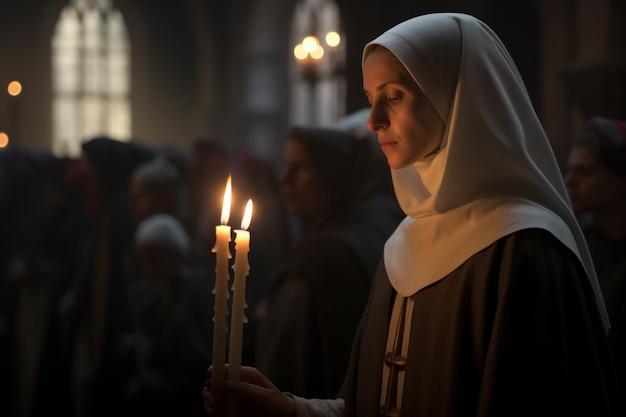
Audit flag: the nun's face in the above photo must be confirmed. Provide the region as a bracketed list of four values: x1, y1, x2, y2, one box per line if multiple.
[363, 47, 444, 169]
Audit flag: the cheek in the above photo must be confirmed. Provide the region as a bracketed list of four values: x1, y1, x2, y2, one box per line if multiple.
[418, 112, 444, 147]
[412, 94, 445, 141]
[395, 105, 442, 158]
[402, 122, 442, 162]
[300, 177, 327, 209]
[283, 173, 313, 204]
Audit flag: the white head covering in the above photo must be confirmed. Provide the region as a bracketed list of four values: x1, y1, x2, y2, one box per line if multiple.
[135, 213, 191, 255]
[363, 13, 610, 330]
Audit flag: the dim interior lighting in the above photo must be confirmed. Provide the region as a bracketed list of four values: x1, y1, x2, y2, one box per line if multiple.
[0, 132, 9, 148]
[7, 81, 22, 97]
[325, 31, 340, 47]
[294, 35, 325, 60]
[310, 45, 324, 60]
[302, 36, 320, 52]
[294, 44, 308, 60]
[241, 199, 253, 230]
[220, 175, 232, 225]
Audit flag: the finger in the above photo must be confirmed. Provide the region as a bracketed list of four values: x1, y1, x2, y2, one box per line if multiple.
[202, 386, 214, 414]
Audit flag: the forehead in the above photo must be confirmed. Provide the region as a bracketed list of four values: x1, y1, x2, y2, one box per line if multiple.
[362, 47, 413, 89]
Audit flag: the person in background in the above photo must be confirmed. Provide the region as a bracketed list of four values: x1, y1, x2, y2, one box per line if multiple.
[128, 153, 195, 283]
[564, 115, 626, 401]
[60, 136, 155, 417]
[249, 126, 395, 401]
[229, 149, 294, 364]
[7, 154, 89, 417]
[126, 213, 212, 417]
[333, 108, 405, 236]
[0, 149, 40, 417]
[202, 13, 624, 417]
[129, 154, 189, 224]
[184, 138, 231, 280]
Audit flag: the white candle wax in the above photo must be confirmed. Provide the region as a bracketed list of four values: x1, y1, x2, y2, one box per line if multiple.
[211, 177, 232, 397]
[228, 199, 252, 384]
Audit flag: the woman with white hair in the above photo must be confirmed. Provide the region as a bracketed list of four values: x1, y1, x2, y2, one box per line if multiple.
[128, 213, 212, 417]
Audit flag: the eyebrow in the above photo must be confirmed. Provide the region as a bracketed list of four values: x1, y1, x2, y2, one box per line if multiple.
[363, 81, 400, 96]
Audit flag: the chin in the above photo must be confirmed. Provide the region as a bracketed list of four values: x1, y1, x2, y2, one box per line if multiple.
[383, 154, 400, 170]
[386, 158, 409, 170]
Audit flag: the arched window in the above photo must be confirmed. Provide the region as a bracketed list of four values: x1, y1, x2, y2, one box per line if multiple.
[51, 0, 131, 157]
[290, 0, 346, 126]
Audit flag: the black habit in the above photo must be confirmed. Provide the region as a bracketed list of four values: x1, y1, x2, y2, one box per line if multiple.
[340, 228, 624, 416]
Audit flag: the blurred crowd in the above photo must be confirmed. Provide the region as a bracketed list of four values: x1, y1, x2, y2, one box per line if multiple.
[3, 112, 623, 417]
[0, 123, 403, 417]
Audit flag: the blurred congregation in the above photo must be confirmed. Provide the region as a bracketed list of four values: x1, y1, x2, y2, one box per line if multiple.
[0, 126, 403, 417]
[0, 135, 259, 417]
[0, 0, 625, 417]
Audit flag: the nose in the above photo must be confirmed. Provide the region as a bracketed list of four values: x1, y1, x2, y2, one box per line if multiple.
[366, 103, 388, 132]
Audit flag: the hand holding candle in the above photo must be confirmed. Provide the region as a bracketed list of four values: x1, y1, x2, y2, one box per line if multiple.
[211, 176, 232, 397]
[228, 198, 253, 383]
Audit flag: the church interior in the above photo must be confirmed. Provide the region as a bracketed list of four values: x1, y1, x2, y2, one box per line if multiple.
[0, 0, 624, 168]
[1, 2, 626, 417]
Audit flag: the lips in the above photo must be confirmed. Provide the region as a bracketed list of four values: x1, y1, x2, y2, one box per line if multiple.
[379, 140, 396, 152]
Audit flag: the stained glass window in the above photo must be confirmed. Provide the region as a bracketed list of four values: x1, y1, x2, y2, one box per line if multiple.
[51, 0, 130, 157]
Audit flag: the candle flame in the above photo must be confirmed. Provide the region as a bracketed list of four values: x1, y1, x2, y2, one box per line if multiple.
[241, 199, 253, 230]
[221, 175, 232, 225]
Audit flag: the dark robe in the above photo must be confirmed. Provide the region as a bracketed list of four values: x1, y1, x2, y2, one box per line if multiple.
[254, 212, 394, 399]
[126, 269, 213, 417]
[579, 214, 626, 402]
[340, 228, 624, 417]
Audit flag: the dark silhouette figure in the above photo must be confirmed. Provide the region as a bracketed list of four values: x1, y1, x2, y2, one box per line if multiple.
[59, 136, 155, 417]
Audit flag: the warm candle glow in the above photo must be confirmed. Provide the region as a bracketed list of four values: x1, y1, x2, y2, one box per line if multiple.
[295, 36, 325, 61]
[221, 175, 232, 225]
[302, 36, 319, 52]
[0, 132, 8, 148]
[310, 45, 324, 60]
[325, 31, 341, 47]
[7, 81, 22, 97]
[241, 199, 253, 230]
[294, 44, 307, 60]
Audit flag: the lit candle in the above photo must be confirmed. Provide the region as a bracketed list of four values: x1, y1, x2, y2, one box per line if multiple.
[228, 199, 253, 383]
[211, 175, 232, 398]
